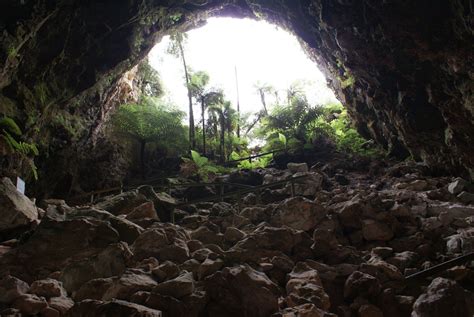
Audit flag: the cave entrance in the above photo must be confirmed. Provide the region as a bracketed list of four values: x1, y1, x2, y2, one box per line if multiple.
[141, 17, 349, 157]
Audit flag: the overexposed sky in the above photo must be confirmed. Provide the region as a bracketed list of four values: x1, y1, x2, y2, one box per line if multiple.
[148, 17, 338, 117]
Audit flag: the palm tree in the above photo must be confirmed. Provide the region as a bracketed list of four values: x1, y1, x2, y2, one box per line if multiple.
[253, 81, 275, 115]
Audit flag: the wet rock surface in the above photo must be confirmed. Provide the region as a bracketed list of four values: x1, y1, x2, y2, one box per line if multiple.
[1, 160, 474, 316]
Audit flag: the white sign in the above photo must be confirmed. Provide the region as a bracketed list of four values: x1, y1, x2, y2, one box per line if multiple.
[16, 177, 25, 194]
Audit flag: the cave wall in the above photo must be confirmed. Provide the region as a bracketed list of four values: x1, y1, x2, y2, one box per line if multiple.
[0, 0, 473, 196]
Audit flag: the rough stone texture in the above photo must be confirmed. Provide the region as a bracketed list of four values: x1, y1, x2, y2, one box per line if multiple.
[0, 177, 38, 233]
[204, 265, 279, 317]
[0, 0, 473, 195]
[412, 278, 474, 317]
[66, 299, 163, 317]
[271, 197, 326, 231]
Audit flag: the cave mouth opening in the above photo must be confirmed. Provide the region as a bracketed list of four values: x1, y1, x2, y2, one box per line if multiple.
[144, 17, 342, 148]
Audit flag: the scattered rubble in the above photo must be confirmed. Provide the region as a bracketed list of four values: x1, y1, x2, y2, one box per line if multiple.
[0, 161, 473, 316]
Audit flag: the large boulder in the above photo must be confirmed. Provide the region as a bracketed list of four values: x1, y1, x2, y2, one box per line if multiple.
[0, 177, 38, 236]
[66, 299, 163, 316]
[412, 278, 474, 317]
[94, 190, 148, 216]
[204, 265, 280, 317]
[271, 197, 327, 231]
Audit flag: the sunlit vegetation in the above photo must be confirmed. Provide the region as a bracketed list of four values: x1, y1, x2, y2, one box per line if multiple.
[113, 29, 382, 180]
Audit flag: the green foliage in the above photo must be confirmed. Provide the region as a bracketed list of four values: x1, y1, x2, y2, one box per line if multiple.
[0, 117, 39, 180]
[229, 151, 272, 170]
[137, 59, 164, 97]
[181, 150, 226, 181]
[113, 97, 187, 148]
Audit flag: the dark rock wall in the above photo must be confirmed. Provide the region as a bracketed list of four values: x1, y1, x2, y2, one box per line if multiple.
[0, 0, 473, 196]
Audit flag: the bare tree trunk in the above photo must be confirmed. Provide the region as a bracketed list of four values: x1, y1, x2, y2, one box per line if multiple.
[178, 40, 195, 149]
[201, 97, 206, 155]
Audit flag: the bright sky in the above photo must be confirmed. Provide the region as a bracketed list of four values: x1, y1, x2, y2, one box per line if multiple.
[148, 17, 339, 117]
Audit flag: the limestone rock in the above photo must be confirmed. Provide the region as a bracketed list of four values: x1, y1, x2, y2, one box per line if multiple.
[0, 177, 38, 233]
[224, 226, 245, 243]
[126, 201, 158, 221]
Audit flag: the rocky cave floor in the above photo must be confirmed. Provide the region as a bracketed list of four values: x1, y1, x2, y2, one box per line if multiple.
[1, 155, 474, 316]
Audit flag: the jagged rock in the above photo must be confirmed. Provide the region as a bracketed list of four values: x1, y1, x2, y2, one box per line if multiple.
[457, 191, 474, 204]
[101, 270, 158, 301]
[240, 206, 272, 223]
[132, 224, 190, 263]
[126, 201, 159, 221]
[271, 197, 326, 231]
[94, 190, 147, 216]
[277, 303, 336, 317]
[74, 278, 115, 301]
[152, 272, 194, 299]
[204, 265, 279, 317]
[12, 293, 48, 315]
[67, 207, 144, 244]
[67, 299, 163, 316]
[151, 261, 180, 282]
[198, 258, 224, 280]
[190, 226, 223, 246]
[0, 177, 38, 234]
[0, 275, 29, 303]
[224, 227, 245, 243]
[447, 178, 468, 194]
[48, 296, 74, 314]
[30, 278, 66, 298]
[362, 219, 394, 241]
[288, 163, 309, 174]
[60, 242, 133, 293]
[138, 187, 177, 222]
[286, 262, 330, 311]
[412, 278, 474, 317]
[344, 271, 381, 300]
[335, 199, 363, 230]
[358, 304, 383, 317]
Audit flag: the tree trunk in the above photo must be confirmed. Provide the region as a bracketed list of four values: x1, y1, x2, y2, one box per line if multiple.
[201, 97, 206, 155]
[259, 90, 268, 115]
[178, 40, 195, 149]
[140, 140, 146, 179]
[220, 117, 225, 163]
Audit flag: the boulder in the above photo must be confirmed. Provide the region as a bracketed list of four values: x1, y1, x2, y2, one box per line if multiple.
[343, 271, 381, 300]
[60, 242, 133, 293]
[0, 177, 38, 234]
[412, 278, 474, 317]
[30, 278, 66, 298]
[132, 224, 190, 263]
[101, 270, 158, 301]
[271, 197, 326, 231]
[204, 265, 279, 317]
[447, 178, 468, 195]
[287, 163, 309, 173]
[94, 190, 147, 215]
[66, 299, 163, 316]
[48, 296, 74, 314]
[12, 293, 48, 315]
[0, 275, 29, 303]
[126, 201, 158, 221]
[362, 220, 394, 241]
[152, 272, 195, 299]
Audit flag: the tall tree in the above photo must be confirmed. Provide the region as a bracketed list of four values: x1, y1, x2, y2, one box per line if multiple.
[189, 71, 223, 156]
[167, 32, 196, 149]
[253, 81, 275, 115]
